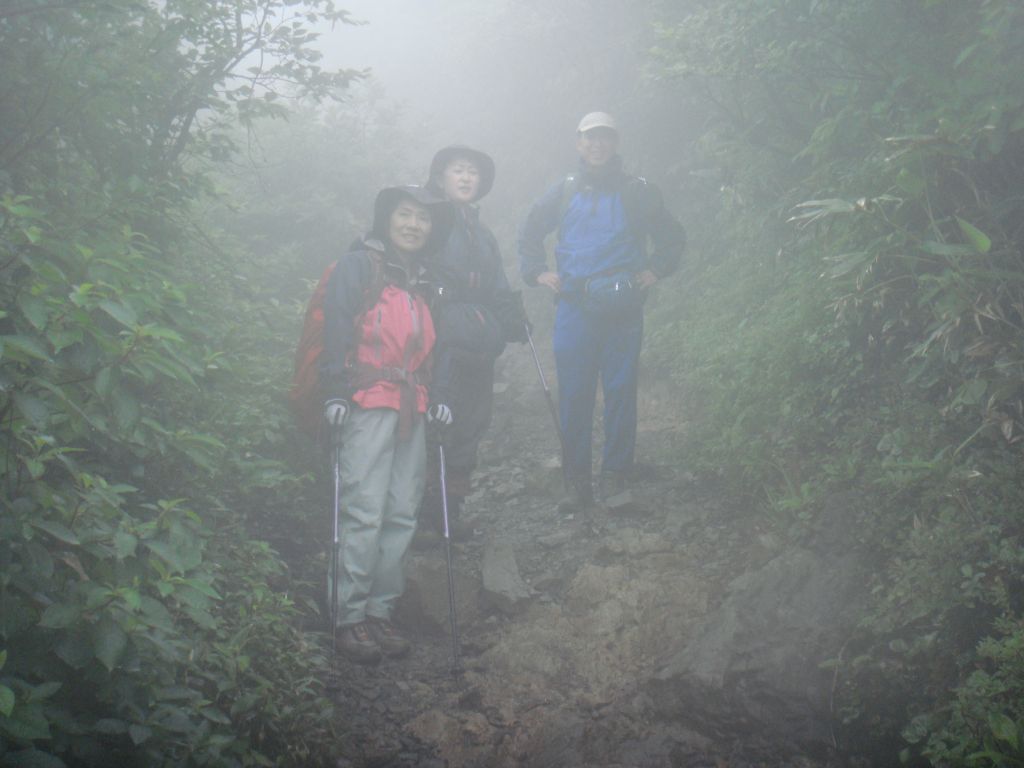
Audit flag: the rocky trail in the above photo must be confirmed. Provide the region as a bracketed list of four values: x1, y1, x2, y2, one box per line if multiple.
[314, 342, 866, 768]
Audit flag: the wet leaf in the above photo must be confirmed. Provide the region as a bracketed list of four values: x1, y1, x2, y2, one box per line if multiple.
[13, 392, 50, 428]
[0, 685, 14, 717]
[29, 518, 80, 546]
[27, 682, 62, 702]
[94, 718, 128, 735]
[91, 617, 127, 671]
[0, 747, 66, 767]
[920, 241, 974, 258]
[39, 603, 81, 629]
[1001, 417, 1014, 442]
[988, 711, 1019, 749]
[956, 216, 991, 254]
[201, 706, 231, 725]
[53, 631, 92, 669]
[112, 392, 141, 431]
[98, 300, 138, 328]
[55, 552, 89, 580]
[0, 703, 52, 740]
[94, 366, 115, 398]
[146, 538, 199, 575]
[113, 530, 138, 559]
[824, 251, 871, 279]
[18, 294, 50, 331]
[1, 334, 52, 363]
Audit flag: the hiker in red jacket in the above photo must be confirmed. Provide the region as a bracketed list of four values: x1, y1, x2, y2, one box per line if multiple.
[319, 185, 453, 663]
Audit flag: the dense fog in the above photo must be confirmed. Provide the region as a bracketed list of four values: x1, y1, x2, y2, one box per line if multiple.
[3, 2, 1023, 765]
[306, 0, 677, 238]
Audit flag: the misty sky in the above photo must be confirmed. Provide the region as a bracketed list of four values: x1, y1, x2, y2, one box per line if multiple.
[317, 0, 464, 115]
[300, 0, 674, 232]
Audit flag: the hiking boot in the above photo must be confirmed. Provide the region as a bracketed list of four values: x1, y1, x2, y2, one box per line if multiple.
[365, 617, 411, 658]
[557, 477, 594, 513]
[597, 470, 628, 505]
[572, 506, 606, 537]
[338, 622, 381, 664]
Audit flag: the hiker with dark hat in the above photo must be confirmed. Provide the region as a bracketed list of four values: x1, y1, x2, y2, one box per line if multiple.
[418, 145, 528, 539]
[517, 112, 685, 511]
[320, 185, 454, 663]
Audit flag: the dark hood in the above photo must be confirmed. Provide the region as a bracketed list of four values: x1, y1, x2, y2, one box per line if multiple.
[370, 185, 455, 257]
[425, 145, 496, 202]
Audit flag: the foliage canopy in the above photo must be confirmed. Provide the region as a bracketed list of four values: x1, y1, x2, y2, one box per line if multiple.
[645, 0, 1024, 762]
[1, 1, 360, 765]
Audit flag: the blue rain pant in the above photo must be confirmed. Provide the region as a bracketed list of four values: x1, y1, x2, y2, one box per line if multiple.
[552, 299, 643, 485]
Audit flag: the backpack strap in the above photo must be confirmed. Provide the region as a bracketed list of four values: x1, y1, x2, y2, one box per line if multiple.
[557, 172, 651, 242]
[623, 176, 653, 243]
[359, 248, 387, 319]
[557, 173, 581, 224]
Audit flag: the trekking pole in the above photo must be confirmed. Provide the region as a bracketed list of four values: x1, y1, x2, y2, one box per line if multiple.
[437, 443, 461, 674]
[327, 425, 343, 688]
[525, 322, 571, 493]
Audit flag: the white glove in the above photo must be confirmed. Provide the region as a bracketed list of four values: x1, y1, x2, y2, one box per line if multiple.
[426, 403, 453, 427]
[324, 399, 349, 427]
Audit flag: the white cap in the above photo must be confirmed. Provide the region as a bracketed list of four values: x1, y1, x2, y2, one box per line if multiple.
[576, 111, 618, 134]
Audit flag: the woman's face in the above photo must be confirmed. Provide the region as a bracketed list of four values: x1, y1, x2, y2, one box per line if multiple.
[441, 157, 481, 203]
[388, 198, 433, 254]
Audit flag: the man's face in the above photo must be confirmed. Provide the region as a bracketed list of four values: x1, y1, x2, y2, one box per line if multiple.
[441, 157, 481, 204]
[388, 198, 433, 254]
[576, 127, 619, 168]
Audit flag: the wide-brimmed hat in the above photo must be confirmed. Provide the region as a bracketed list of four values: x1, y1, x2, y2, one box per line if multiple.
[371, 185, 454, 255]
[426, 145, 496, 202]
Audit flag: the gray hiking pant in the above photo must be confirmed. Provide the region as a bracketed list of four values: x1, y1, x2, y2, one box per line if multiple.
[330, 408, 425, 627]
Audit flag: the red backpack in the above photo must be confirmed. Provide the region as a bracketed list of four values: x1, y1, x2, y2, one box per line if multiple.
[288, 252, 385, 435]
[289, 261, 338, 435]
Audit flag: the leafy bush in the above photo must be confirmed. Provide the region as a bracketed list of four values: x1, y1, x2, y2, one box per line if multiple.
[645, 0, 1024, 761]
[1, 2, 362, 764]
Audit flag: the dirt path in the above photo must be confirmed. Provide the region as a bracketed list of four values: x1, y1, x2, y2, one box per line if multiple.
[321, 341, 819, 768]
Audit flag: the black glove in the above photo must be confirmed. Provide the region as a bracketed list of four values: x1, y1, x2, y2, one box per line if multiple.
[324, 398, 349, 427]
[418, 277, 450, 312]
[426, 403, 453, 428]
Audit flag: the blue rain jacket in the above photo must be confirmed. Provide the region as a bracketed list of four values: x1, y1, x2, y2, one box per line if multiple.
[517, 156, 685, 291]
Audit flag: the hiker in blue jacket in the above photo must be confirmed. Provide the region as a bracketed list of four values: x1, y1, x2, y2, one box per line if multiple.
[518, 112, 685, 510]
[420, 145, 528, 538]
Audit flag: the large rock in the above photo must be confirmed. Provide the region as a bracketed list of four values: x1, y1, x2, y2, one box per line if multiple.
[398, 552, 482, 634]
[646, 496, 867, 753]
[482, 541, 532, 614]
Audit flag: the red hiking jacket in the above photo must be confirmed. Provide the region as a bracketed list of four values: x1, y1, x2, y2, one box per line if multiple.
[321, 243, 435, 419]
